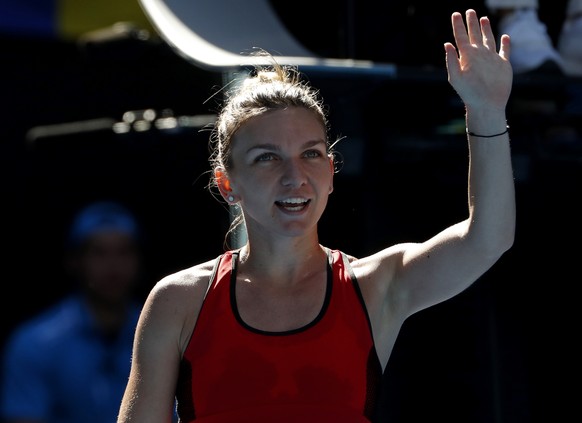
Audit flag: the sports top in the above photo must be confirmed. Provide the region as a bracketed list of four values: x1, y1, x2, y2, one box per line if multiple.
[175, 248, 381, 422]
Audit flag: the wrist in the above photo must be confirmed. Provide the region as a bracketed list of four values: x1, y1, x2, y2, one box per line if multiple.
[466, 126, 509, 138]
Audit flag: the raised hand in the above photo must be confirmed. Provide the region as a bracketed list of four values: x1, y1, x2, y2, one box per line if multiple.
[445, 9, 513, 111]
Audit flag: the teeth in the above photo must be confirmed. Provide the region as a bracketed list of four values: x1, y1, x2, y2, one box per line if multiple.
[280, 197, 307, 204]
[276, 198, 309, 210]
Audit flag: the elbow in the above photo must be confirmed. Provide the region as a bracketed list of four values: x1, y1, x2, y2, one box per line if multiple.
[499, 211, 517, 254]
[466, 217, 515, 262]
[483, 224, 515, 261]
[469, 234, 514, 272]
[504, 225, 516, 251]
[493, 233, 514, 262]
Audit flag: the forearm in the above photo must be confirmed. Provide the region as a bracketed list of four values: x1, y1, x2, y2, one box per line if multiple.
[465, 106, 516, 254]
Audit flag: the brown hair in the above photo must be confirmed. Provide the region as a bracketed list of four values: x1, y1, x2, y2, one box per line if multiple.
[209, 55, 330, 175]
[207, 51, 337, 247]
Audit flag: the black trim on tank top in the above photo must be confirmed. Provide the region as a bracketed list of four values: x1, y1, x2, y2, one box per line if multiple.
[203, 253, 223, 301]
[229, 249, 333, 336]
[338, 252, 382, 419]
[340, 252, 377, 341]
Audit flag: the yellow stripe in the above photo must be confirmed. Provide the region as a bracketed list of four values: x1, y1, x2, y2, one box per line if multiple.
[57, 0, 156, 39]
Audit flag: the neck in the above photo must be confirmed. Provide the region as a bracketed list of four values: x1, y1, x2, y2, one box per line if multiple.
[237, 238, 328, 286]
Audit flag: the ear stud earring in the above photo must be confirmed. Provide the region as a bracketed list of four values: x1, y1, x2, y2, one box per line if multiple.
[228, 195, 235, 202]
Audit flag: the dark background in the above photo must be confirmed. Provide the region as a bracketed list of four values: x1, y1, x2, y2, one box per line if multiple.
[1, 1, 580, 422]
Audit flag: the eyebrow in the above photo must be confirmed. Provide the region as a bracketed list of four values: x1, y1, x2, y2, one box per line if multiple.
[245, 139, 326, 154]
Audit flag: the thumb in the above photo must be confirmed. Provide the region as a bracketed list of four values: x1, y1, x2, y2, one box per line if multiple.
[444, 42, 461, 81]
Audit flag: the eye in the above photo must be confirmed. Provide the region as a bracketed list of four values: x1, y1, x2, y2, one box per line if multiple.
[255, 152, 277, 162]
[303, 149, 323, 159]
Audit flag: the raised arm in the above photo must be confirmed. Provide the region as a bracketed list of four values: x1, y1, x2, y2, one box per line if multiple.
[368, 9, 515, 319]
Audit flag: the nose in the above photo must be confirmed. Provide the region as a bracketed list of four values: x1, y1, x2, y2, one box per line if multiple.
[280, 158, 307, 188]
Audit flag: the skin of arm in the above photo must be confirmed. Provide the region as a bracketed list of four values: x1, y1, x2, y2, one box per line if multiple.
[354, 9, 515, 369]
[117, 259, 216, 423]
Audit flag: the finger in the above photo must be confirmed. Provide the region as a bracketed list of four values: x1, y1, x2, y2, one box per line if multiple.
[451, 11, 469, 49]
[479, 16, 497, 51]
[499, 33, 511, 61]
[465, 9, 482, 45]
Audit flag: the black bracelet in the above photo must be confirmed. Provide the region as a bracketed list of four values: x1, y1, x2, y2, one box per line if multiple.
[466, 126, 509, 138]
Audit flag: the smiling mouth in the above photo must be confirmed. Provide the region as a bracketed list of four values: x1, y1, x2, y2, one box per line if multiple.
[275, 198, 311, 212]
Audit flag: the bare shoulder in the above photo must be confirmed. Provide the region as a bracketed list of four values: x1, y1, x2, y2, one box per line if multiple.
[142, 255, 222, 351]
[158, 256, 218, 288]
[149, 256, 220, 307]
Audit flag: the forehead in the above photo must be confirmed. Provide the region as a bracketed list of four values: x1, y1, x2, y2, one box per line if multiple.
[234, 107, 326, 146]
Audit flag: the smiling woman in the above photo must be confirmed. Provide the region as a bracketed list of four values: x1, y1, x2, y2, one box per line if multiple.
[215, 105, 334, 244]
[117, 10, 516, 422]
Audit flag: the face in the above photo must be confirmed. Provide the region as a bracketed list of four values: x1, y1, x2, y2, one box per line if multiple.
[76, 231, 140, 304]
[225, 107, 333, 239]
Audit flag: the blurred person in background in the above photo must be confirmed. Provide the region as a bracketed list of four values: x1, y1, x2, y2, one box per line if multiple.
[0, 201, 146, 423]
[485, 0, 582, 76]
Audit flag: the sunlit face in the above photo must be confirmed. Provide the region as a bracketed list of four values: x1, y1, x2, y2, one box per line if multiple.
[228, 107, 333, 239]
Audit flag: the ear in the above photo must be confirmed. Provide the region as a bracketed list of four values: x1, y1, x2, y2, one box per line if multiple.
[215, 168, 235, 202]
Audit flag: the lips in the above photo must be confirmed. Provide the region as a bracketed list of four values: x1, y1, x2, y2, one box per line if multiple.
[275, 197, 310, 212]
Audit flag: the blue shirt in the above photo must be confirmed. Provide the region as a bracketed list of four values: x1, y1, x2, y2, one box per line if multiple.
[0, 294, 141, 423]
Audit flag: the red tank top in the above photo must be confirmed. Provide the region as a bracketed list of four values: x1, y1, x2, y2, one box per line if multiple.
[175, 249, 381, 422]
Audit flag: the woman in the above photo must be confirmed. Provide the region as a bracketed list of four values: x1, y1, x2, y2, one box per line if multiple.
[118, 9, 515, 423]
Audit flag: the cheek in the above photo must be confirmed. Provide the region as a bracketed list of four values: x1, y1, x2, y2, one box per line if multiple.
[237, 175, 272, 202]
[315, 164, 334, 188]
